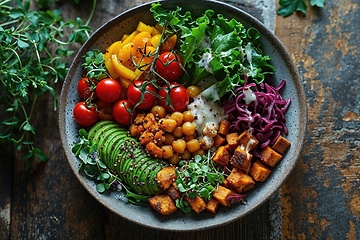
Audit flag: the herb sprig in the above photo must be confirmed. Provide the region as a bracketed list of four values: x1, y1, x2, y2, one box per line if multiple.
[175, 153, 226, 214]
[0, 0, 92, 168]
[278, 0, 326, 17]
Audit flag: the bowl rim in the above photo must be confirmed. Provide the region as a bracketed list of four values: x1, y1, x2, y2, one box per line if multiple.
[59, 0, 307, 231]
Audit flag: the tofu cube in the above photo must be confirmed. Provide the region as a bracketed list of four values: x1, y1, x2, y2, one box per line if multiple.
[237, 130, 259, 151]
[272, 135, 291, 154]
[226, 167, 255, 194]
[230, 146, 253, 173]
[261, 146, 282, 167]
[148, 195, 177, 215]
[212, 146, 231, 167]
[250, 160, 272, 182]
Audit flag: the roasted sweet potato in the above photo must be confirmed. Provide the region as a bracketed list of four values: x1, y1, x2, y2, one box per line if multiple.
[213, 134, 226, 147]
[250, 160, 272, 182]
[148, 194, 177, 215]
[230, 146, 253, 173]
[212, 185, 233, 207]
[145, 142, 163, 158]
[261, 146, 282, 167]
[156, 165, 176, 190]
[166, 184, 182, 201]
[272, 135, 290, 154]
[237, 130, 259, 151]
[143, 113, 157, 130]
[185, 196, 207, 213]
[218, 119, 230, 136]
[226, 132, 238, 148]
[226, 167, 255, 193]
[212, 146, 231, 167]
[139, 129, 154, 146]
[205, 198, 219, 214]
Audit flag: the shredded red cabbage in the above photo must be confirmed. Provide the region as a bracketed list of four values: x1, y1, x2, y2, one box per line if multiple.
[224, 80, 291, 151]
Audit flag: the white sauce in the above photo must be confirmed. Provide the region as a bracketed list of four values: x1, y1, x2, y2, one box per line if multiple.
[243, 87, 256, 104]
[245, 42, 253, 70]
[198, 52, 214, 74]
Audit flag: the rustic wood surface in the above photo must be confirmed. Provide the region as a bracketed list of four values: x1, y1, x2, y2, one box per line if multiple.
[1, 0, 359, 239]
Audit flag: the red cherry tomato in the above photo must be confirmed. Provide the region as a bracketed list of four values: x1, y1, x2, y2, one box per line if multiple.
[155, 52, 183, 82]
[77, 77, 96, 101]
[158, 82, 189, 113]
[112, 100, 135, 126]
[73, 101, 99, 127]
[127, 80, 157, 111]
[95, 78, 122, 103]
[96, 100, 113, 121]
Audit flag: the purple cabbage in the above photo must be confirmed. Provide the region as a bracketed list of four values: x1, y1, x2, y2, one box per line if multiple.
[224, 80, 291, 151]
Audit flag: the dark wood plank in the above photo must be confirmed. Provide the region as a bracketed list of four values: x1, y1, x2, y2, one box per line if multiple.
[275, 1, 360, 238]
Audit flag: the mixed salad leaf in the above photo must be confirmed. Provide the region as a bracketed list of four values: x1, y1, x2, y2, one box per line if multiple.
[151, 3, 275, 101]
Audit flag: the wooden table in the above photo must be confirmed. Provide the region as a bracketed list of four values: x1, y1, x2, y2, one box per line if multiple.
[1, 0, 359, 239]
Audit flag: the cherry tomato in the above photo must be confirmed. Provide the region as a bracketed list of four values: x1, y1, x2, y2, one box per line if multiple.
[95, 78, 122, 103]
[73, 101, 99, 127]
[155, 52, 183, 82]
[158, 82, 189, 113]
[77, 77, 96, 101]
[127, 80, 157, 111]
[112, 100, 135, 126]
[96, 100, 113, 121]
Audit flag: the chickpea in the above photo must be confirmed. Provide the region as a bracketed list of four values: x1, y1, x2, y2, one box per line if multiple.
[162, 145, 174, 159]
[158, 118, 177, 132]
[170, 112, 184, 126]
[164, 133, 175, 145]
[192, 149, 205, 157]
[172, 139, 186, 154]
[172, 126, 183, 138]
[182, 111, 194, 122]
[186, 86, 200, 98]
[151, 105, 166, 119]
[184, 133, 196, 142]
[186, 139, 201, 153]
[168, 153, 180, 165]
[182, 122, 196, 136]
[181, 150, 192, 160]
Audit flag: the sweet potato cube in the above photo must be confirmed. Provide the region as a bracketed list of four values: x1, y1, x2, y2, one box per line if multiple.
[237, 130, 259, 151]
[156, 166, 176, 190]
[148, 195, 177, 215]
[212, 146, 231, 167]
[205, 198, 219, 214]
[226, 167, 255, 194]
[166, 185, 181, 201]
[261, 146, 282, 167]
[185, 196, 206, 213]
[230, 146, 253, 173]
[212, 185, 233, 207]
[226, 132, 238, 147]
[272, 135, 291, 154]
[213, 134, 226, 147]
[218, 119, 230, 136]
[250, 160, 272, 182]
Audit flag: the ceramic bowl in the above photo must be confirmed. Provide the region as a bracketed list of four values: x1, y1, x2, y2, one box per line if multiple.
[59, 0, 307, 231]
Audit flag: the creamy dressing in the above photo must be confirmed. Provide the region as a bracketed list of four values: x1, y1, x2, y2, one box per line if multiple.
[198, 52, 214, 74]
[187, 95, 227, 149]
[245, 42, 253, 70]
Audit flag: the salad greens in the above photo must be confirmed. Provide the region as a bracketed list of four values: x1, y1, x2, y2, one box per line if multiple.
[151, 3, 275, 101]
[278, 0, 326, 17]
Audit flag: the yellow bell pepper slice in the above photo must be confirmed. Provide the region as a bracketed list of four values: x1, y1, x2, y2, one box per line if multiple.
[118, 30, 138, 49]
[106, 40, 122, 56]
[103, 53, 119, 79]
[111, 54, 137, 80]
[119, 76, 133, 88]
[136, 21, 153, 33]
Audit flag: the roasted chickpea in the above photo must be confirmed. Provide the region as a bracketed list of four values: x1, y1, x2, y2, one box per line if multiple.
[172, 126, 183, 138]
[159, 118, 177, 132]
[168, 153, 180, 165]
[186, 139, 201, 153]
[170, 112, 184, 126]
[164, 133, 176, 145]
[186, 86, 200, 98]
[192, 148, 205, 157]
[182, 122, 196, 136]
[162, 145, 174, 159]
[151, 105, 166, 118]
[181, 150, 192, 160]
[172, 139, 186, 154]
[182, 110, 194, 122]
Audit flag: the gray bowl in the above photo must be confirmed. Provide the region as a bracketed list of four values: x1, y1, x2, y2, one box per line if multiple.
[59, 0, 307, 231]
